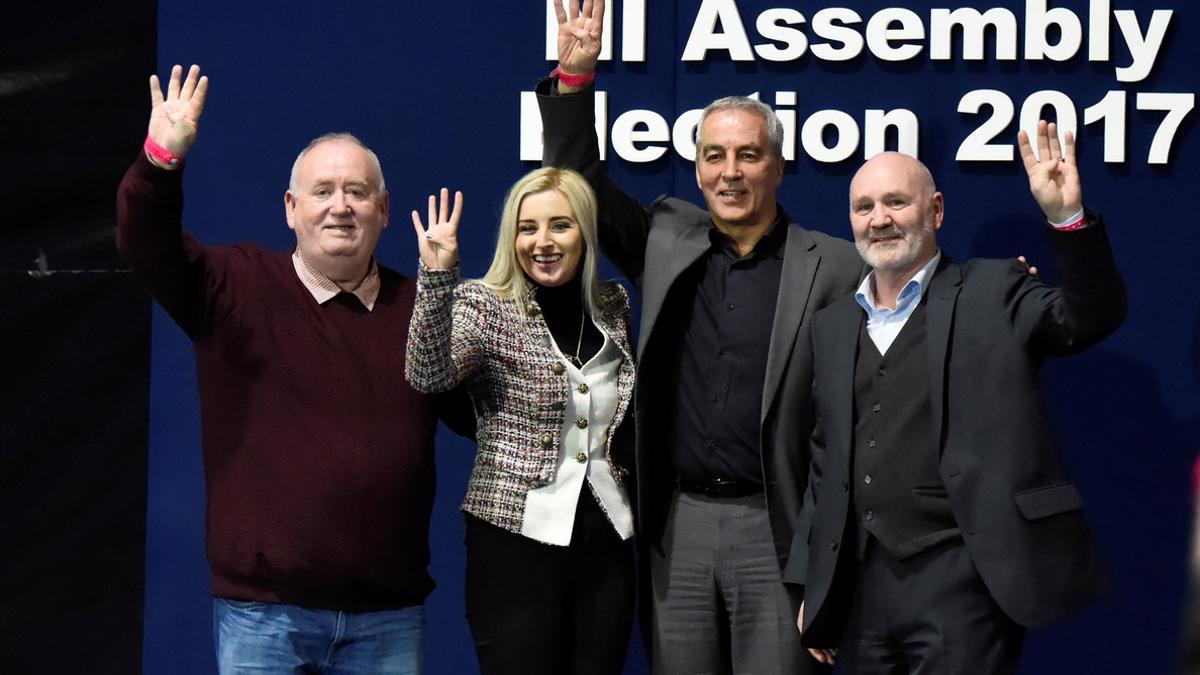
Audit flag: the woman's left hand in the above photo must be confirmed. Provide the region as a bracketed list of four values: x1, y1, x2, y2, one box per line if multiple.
[412, 187, 463, 270]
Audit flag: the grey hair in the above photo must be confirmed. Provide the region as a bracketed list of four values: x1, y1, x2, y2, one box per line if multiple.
[288, 132, 386, 195]
[696, 96, 785, 162]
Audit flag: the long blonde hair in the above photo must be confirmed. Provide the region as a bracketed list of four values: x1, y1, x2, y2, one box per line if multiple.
[481, 167, 602, 317]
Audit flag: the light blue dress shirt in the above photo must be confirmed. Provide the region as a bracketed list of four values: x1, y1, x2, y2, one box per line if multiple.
[854, 251, 942, 355]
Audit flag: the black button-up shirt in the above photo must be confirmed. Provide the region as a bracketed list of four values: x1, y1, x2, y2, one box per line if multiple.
[668, 213, 787, 486]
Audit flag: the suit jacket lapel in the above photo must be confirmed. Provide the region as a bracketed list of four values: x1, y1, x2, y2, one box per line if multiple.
[924, 257, 962, 452]
[761, 224, 818, 422]
[637, 225, 710, 357]
[825, 300, 863, 468]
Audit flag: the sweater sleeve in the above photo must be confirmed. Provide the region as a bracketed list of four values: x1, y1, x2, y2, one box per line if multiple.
[404, 263, 489, 393]
[115, 152, 228, 337]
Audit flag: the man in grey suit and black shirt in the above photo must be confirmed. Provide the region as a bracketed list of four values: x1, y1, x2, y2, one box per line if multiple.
[538, 1, 861, 672]
[786, 122, 1125, 673]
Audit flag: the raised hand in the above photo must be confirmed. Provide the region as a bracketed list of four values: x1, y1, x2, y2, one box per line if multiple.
[147, 64, 208, 164]
[1018, 120, 1083, 223]
[411, 188, 463, 270]
[554, 0, 604, 76]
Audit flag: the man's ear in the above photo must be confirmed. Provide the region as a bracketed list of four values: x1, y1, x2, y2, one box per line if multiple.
[284, 191, 297, 231]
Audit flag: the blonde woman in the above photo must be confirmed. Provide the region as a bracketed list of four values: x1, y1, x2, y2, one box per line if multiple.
[405, 168, 636, 674]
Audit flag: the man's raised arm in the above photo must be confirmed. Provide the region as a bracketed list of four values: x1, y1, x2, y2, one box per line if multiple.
[115, 64, 212, 334]
[538, 0, 651, 285]
[1013, 120, 1127, 355]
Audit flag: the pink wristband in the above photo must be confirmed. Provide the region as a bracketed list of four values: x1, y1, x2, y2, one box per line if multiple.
[551, 66, 595, 88]
[144, 134, 181, 167]
[1050, 213, 1087, 231]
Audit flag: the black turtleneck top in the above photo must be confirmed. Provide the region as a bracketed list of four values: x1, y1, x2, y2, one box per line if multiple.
[531, 275, 604, 366]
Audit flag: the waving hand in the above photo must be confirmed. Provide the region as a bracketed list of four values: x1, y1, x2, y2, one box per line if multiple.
[411, 188, 464, 270]
[1018, 120, 1083, 223]
[555, 0, 604, 78]
[147, 64, 208, 165]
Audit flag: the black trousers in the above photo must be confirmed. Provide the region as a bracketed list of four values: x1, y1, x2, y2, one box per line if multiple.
[836, 537, 1025, 675]
[464, 489, 635, 675]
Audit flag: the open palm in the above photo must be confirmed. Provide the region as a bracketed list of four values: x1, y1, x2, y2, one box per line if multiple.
[412, 188, 463, 270]
[148, 64, 208, 158]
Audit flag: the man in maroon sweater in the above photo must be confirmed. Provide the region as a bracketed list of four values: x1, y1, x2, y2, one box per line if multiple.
[116, 64, 468, 674]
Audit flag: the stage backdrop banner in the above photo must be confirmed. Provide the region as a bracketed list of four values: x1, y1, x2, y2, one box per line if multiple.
[148, 1, 1197, 673]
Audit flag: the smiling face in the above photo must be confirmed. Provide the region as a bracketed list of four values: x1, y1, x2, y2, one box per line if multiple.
[514, 189, 584, 287]
[284, 138, 388, 283]
[695, 107, 784, 233]
[849, 152, 943, 280]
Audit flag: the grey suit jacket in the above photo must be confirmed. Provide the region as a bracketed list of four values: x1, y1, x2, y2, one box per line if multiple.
[537, 79, 863, 567]
[787, 218, 1126, 645]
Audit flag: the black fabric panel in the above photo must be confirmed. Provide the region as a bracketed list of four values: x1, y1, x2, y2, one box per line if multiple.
[0, 272, 152, 672]
[0, 0, 156, 671]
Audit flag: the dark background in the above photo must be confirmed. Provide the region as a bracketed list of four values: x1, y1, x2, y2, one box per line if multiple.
[3, 0, 1196, 672]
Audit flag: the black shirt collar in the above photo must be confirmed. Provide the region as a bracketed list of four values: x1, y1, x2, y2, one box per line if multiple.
[707, 207, 789, 261]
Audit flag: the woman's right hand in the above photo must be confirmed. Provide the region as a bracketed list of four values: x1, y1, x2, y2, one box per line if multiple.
[412, 187, 463, 270]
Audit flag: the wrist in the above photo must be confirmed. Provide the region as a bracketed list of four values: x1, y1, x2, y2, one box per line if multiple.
[144, 135, 183, 169]
[550, 66, 595, 91]
[1047, 208, 1086, 231]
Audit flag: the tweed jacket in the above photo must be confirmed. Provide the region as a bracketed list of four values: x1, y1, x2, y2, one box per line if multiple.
[405, 264, 637, 534]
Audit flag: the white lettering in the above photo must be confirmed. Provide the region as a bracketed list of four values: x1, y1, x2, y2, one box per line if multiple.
[810, 8, 864, 61]
[519, 90, 608, 162]
[1089, 0, 1111, 60]
[755, 8, 809, 62]
[1084, 90, 1127, 163]
[1114, 9, 1173, 82]
[611, 109, 670, 162]
[1024, 0, 1083, 62]
[930, 7, 1019, 61]
[672, 109, 705, 160]
[866, 8, 925, 62]
[682, 0, 754, 61]
[864, 109, 920, 158]
[801, 110, 860, 162]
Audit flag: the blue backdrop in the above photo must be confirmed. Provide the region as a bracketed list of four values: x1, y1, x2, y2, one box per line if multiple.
[146, 1, 1198, 672]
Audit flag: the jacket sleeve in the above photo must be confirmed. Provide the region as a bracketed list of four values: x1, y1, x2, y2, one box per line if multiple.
[404, 264, 489, 393]
[1009, 214, 1127, 357]
[536, 77, 651, 288]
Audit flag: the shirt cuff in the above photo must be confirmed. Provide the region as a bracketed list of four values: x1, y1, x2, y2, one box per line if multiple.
[1047, 208, 1087, 231]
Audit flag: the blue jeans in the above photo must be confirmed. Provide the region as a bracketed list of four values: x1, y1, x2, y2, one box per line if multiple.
[213, 598, 423, 674]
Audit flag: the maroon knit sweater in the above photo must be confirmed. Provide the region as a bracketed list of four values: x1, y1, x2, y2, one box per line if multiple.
[117, 154, 443, 611]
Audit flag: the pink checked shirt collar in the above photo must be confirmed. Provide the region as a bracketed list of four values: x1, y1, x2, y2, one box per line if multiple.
[291, 251, 380, 311]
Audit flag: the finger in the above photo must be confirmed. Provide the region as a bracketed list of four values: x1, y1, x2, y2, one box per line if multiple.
[567, 0, 577, 21]
[439, 187, 450, 225]
[167, 64, 183, 101]
[192, 76, 210, 117]
[149, 74, 165, 109]
[449, 190, 464, 229]
[1036, 120, 1050, 161]
[179, 64, 201, 101]
[1062, 129, 1076, 165]
[1016, 129, 1037, 173]
[427, 194, 437, 232]
[1046, 122, 1062, 162]
[593, 0, 605, 28]
[552, 0, 567, 25]
[581, 0, 592, 22]
[411, 209, 426, 238]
